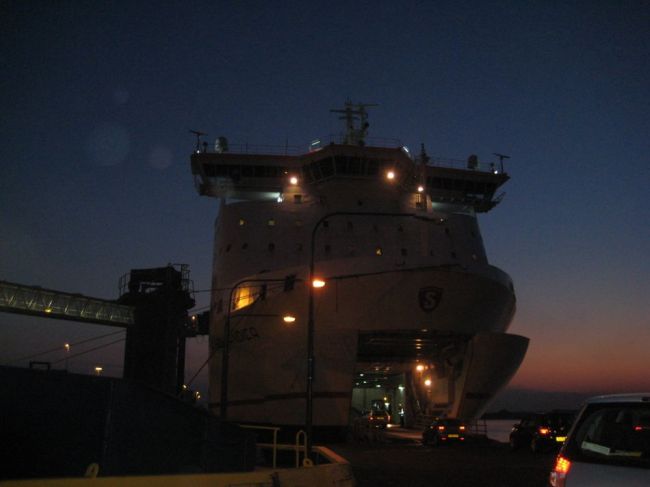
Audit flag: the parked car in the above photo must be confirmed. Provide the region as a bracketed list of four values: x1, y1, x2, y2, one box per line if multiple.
[509, 411, 574, 453]
[422, 418, 466, 446]
[358, 409, 390, 429]
[549, 393, 650, 486]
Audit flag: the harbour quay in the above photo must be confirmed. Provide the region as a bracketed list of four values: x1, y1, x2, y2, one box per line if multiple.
[329, 432, 555, 487]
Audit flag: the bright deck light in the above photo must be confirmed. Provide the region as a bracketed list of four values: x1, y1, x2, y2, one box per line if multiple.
[94, 366, 103, 375]
[424, 378, 432, 387]
[417, 185, 424, 192]
[416, 364, 425, 372]
[289, 176, 298, 185]
[386, 170, 395, 180]
[283, 315, 296, 323]
[312, 278, 326, 288]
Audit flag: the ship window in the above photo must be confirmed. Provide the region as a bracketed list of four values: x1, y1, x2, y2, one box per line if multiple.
[296, 243, 303, 252]
[226, 244, 232, 252]
[375, 247, 383, 256]
[397, 225, 404, 233]
[232, 286, 261, 311]
[445, 228, 450, 235]
[242, 243, 248, 250]
[268, 243, 275, 251]
[325, 244, 331, 254]
[451, 251, 457, 259]
[401, 248, 408, 256]
[429, 250, 435, 256]
[295, 219, 303, 227]
[373, 224, 379, 232]
[239, 218, 246, 226]
[357, 200, 363, 206]
[347, 221, 353, 231]
[268, 218, 276, 226]
[294, 194, 302, 204]
[416, 194, 425, 209]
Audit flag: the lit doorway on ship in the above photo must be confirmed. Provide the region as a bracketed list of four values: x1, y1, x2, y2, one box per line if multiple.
[350, 370, 404, 426]
[354, 330, 468, 427]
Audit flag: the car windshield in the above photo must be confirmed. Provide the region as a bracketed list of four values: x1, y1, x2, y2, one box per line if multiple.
[542, 414, 573, 428]
[438, 419, 462, 426]
[566, 403, 650, 469]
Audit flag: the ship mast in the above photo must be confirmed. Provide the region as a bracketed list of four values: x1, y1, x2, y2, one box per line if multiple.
[330, 100, 378, 146]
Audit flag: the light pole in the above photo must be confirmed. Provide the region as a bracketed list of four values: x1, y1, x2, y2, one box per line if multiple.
[220, 276, 300, 420]
[305, 211, 433, 458]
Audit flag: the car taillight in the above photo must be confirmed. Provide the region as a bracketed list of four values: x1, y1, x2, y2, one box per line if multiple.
[549, 455, 571, 487]
[438, 425, 445, 431]
[538, 427, 550, 435]
[459, 425, 466, 431]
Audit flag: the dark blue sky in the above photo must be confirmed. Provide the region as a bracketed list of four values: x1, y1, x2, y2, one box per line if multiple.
[1, 1, 648, 404]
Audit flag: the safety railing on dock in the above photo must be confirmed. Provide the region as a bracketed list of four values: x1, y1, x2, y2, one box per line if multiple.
[238, 425, 312, 469]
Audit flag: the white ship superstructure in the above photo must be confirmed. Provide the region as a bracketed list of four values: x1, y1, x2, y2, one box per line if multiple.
[191, 102, 528, 431]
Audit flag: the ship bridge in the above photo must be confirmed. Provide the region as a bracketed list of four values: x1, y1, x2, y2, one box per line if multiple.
[191, 141, 509, 213]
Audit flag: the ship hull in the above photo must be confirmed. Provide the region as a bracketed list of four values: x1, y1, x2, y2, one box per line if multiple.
[208, 265, 527, 426]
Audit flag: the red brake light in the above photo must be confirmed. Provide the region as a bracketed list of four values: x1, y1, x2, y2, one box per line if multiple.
[550, 455, 571, 487]
[554, 456, 571, 474]
[634, 425, 643, 431]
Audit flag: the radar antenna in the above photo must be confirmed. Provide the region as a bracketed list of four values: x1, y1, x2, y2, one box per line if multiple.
[330, 100, 378, 146]
[190, 130, 207, 153]
[493, 153, 510, 173]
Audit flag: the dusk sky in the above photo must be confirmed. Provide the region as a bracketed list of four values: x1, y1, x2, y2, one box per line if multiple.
[1, 1, 648, 409]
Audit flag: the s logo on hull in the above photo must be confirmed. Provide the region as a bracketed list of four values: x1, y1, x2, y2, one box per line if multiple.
[419, 286, 443, 312]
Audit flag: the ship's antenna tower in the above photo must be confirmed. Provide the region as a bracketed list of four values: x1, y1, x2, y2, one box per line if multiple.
[330, 100, 378, 146]
[190, 130, 207, 153]
[493, 152, 510, 173]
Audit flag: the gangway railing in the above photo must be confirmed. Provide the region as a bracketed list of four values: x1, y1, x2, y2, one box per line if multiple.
[0, 280, 134, 327]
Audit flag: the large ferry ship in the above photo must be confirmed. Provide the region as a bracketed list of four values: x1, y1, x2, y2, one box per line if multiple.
[191, 102, 528, 434]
